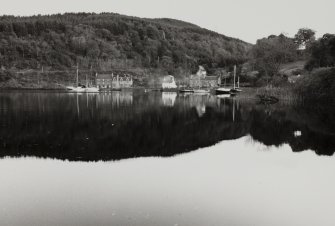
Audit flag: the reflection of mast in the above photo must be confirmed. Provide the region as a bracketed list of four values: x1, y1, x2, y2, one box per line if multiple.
[86, 92, 88, 108]
[233, 98, 235, 122]
[76, 94, 80, 117]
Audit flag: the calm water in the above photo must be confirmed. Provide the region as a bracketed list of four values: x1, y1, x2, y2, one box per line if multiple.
[0, 91, 335, 226]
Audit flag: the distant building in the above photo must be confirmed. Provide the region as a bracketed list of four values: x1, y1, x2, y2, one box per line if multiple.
[189, 66, 220, 88]
[96, 73, 133, 89]
[162, 75, 177, 89]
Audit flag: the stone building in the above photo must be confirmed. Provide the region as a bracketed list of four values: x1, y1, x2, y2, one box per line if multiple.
[189, 66, 220, 88]
[96, 73, 133, 89]
[162, 75, 177, 89]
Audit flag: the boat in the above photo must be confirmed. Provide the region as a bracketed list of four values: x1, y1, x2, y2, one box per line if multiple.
[85, 87, 99, 92]
[230, 88, 242, 93]
[230, 65, 242, 94]
[215, 87, 231, 94]
[193, 89, 210, 94]
[215, 68, 235, 95]
[67, 85, 99, 92]
[66, 65, 99, 92]
[66, 85, 86, 92]
[179, 89, 194, 93]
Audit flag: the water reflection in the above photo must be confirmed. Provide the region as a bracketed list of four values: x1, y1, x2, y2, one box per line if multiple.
[162, 92, 177, 107]
[0, 91, 334, 161]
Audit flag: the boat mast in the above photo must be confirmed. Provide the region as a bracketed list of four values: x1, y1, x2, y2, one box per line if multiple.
[233, 65, 236, 89]
[76, 63, 79, 86]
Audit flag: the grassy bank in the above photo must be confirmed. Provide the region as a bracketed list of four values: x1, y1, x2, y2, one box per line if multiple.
[253, 67, 335, 104]
[255, 86, 303, 104]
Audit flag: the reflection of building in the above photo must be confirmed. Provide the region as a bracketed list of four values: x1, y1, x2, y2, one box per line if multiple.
[195, 104, 206, 117]
[96, 73, 133, 89]
[162, 92, 177, 107]
[162, 75, 177, 89]
[189, 66, 220, 88]
[96, 92, 133, 106]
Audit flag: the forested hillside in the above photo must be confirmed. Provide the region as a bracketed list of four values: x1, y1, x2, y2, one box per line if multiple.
[0, 12, 250, 75]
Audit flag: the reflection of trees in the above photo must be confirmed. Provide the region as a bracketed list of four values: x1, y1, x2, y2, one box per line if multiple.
[0, 92, 249, 161]
[249, 104, 335, 156]
[0, 92, 334, 162]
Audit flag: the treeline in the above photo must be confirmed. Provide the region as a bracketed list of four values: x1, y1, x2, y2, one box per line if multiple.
[244, 28, 335, 87]
[305, 33, 335, 70]
[0, 13, 250, 75]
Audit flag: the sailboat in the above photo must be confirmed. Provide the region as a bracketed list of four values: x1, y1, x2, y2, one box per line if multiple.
[215, 76, 230, 94]
[230, 65, 242, 94]
[84, 72, 99, 92]
[66, 65, 99, 92]
[215, 70, 231, 94]
[193, 89, 210, 94]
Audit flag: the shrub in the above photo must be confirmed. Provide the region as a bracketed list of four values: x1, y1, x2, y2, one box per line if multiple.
[294, 67, 335, 102]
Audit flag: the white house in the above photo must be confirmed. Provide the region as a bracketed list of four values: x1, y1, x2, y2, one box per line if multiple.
[162, 75, 177, 89]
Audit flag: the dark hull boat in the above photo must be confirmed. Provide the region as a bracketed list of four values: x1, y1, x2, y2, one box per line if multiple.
[179, 89, 194, 93]
[230, 88, 242, 94]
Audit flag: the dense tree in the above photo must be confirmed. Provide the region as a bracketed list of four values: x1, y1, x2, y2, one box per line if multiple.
[294, 28, 315, 49]
[305, 34, 335, 70]
[0, 13, 250, 73]
[250, 34, 298, 82]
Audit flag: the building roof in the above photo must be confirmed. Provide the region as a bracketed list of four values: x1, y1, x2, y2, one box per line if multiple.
[163, 75, 175, 83]
[96, 74, 113, 79]
[96, 74, 132, 79]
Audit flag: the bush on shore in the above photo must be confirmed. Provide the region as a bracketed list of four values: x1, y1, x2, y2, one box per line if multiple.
[294, 67, 335, 103]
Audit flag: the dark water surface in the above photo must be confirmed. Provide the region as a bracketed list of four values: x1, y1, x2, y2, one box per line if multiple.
[0, 91, 335, 226]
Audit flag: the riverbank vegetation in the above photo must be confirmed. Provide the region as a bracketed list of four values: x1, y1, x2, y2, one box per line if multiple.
[245, 28, 335, 103]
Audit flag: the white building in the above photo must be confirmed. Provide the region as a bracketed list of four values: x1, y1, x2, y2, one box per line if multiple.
[162, 75, 177, 89]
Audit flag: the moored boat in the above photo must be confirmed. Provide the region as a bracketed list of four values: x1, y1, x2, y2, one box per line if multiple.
[85, 87, 99, 92]
[230, 88, 242, 94]
[67, 64, 100, 92]
[229, 65, 242, 95]
[215, 87, 231, 94]
[179, 89, 194, 93]
[66, 85, 86, 92]
[193, 89, 210, 94]
[66, 85, 99, 92]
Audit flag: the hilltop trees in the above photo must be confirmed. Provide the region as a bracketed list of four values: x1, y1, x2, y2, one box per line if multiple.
[294, 28, 316, 49]
[0, 13, 250, 74]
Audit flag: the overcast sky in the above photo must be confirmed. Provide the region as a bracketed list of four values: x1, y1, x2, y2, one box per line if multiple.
[0, 0, 334, 43]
